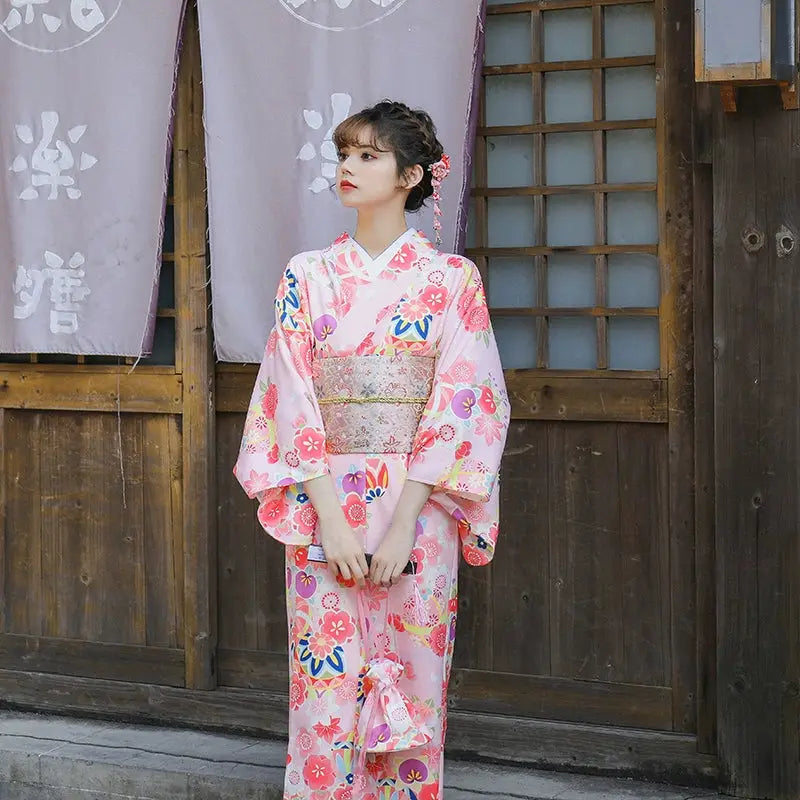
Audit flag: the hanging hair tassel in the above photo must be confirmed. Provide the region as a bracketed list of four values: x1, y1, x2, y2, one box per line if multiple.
[429, 153, 451, 248]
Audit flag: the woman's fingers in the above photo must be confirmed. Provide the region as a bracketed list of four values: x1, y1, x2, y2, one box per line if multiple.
[338, 561, 352, 582]
[349, 557, 366, 587]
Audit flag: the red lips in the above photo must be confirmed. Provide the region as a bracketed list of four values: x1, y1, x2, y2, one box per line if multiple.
[339, 180, 356, 190]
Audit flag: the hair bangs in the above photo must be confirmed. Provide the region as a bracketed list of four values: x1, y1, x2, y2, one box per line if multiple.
[332, 114, 389, 153]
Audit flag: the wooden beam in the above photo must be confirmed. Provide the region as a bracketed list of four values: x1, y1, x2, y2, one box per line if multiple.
[658, 0, 698, 737]
[217, 367, 667, 422]
[174, 2, 217, 691]
[0, 370, 182, 413]
[0, 634, 184, 687]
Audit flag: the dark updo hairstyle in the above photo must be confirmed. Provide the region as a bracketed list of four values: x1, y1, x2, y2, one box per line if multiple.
[332, 100, 444, 212]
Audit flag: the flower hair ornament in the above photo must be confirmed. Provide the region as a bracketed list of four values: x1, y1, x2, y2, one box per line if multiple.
[429, 153, 451, 247]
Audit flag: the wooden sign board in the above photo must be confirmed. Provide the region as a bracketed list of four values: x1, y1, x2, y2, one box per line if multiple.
[695, 0, 795, 83]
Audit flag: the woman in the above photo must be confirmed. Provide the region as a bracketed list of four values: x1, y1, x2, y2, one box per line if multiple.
[234, 100, 510, 800]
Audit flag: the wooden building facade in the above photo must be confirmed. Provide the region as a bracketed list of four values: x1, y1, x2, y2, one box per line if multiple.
[0, 2, 797, 799]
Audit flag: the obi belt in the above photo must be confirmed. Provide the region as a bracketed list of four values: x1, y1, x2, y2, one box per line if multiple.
[311, 354, 435, 455]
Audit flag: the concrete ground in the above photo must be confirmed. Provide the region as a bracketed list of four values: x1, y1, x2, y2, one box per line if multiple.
[0, 710, 727, 800]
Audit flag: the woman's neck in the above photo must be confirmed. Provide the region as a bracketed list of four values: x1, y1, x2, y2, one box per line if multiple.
[354, 208, 409, 258]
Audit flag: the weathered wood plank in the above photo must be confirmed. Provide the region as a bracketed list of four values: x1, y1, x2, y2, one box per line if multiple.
[0, 668, 718, 785]
[549, 424, 624, 682]
[490, 421, 550, 675]
[693, 153, 716, 754]
[217, 649, 288, 693]
[617, 424, 670, 686]
[714, 88, 800, 800]
[175, 3, 216, 690]
[38, 413, 145, 644]
[445, 711, 717, 786]
[658, 0, 697, 735]
[216, 414, 259, 651]
[0, 370, 182, 413]
[142, 416, 183, 649]
[4, 411, 43, 636]
[0, 635, 184, 687]
[218, 368, 668, 422]
[449, 669, 672, 730]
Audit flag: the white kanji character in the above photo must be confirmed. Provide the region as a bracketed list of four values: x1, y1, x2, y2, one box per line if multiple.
[70, 0, 104, 32]
[13, 264, 47, 319]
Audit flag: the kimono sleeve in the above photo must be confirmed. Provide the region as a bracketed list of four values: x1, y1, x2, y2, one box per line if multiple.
[233, 260, 328, 545]
[407, 259, 511, 565]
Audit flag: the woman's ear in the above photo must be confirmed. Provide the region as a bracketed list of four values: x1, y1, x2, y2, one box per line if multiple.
[401, 164, 425, 190]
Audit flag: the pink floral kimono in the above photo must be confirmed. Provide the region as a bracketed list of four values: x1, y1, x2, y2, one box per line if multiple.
[234, 228, 510, 800]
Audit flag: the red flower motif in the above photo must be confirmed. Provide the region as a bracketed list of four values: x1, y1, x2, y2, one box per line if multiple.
[466, 305, 490, 333]
[322, 611, 356, 643]
[343, 494, 366, 528]
[389, 613, 405, 632]
[261, 383, 278, 417]
[267, 443, 280, 464]
[419, 780, 441, 800]
[289, 674, 307, 710]
[478, 386, 497, 414]
[429, 624, 448, 656]
[294, 427, 325, 461]
[336, 573, 356, 588]
[412, 427, 438, 458]
[387, 242, 416, 271]
[258, 496, 288, 526]
[420, 285, 448, 314]
[294, 547, 309, 568]
[303, 754, 336, 791]
[455, 441, 472, 460]
[447, 256, 465, 269]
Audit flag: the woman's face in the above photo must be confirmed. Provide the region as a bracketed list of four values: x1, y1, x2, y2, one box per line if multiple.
[335, 127, 410, 211]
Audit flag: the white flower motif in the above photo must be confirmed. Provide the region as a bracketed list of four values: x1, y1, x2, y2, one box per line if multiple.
[296, 92, 352, 194]
[10, 111, 98, 200]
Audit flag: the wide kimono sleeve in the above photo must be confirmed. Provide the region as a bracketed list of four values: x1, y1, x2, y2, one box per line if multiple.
[407, 258, 511, 565]
[233, 259, 328, 545]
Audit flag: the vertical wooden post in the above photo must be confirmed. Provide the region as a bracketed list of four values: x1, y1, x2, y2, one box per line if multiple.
[713, 88, 800, 800]
[174, 1, 217, 690]
[658, 0, 698, 735]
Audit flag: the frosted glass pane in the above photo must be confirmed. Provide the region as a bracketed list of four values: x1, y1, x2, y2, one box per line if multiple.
[488, 136, 534, 188]
[545, 71, 593, 124]
[489, 196, 536, 247]
[547, 195, 595, 246]
[604, 4, 655, 57]
[465, 197, 477, 249]
[486, 74, 534, 126]
[606, 129, 657, 183]
[607, 192, 658, 245]
[488, 258, 537, 308]
[485, 13, 532, 66]
[608, 255, 659, 307]
[549, 317, 596, 369]
[543, 9, 592, 62]
[494, 317, 537, 369]
[547, 255, 595, 307]
[609, 317, 659, 370]
[605, 67, 656, 120]
[546, 132, 594, 185]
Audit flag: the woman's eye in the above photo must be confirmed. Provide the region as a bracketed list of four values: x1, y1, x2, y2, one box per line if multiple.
[361, 152, 374, 161]
[337, 151, 346, 162]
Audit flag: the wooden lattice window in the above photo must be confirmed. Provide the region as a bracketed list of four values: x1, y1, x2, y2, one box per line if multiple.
[469, 0, 659, 373]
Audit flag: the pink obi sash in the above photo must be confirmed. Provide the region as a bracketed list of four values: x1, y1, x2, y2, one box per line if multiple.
[312, 354, 435, 455]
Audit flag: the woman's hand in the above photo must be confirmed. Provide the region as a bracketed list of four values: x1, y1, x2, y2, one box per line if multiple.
[319, 516, 369, 586]
[369, 518, 416, 587]
[303, 474, 368, 586]
[370, 478, 433, 587]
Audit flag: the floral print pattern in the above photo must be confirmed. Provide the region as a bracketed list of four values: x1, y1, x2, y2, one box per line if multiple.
[235, 229, 510, 798]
